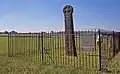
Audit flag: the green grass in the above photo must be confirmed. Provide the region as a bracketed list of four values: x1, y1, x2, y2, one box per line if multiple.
[0, 37, 8, 53]
[0, 54, 100, 74]
[0, 34, 120, 74]
[0, 52, 120, 74]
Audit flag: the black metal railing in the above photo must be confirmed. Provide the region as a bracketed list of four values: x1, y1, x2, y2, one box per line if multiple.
[0, 30, 120, 71]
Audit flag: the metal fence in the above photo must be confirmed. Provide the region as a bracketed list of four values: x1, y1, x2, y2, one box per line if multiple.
[98, 29, 120, 71]
[0, 29, 120, 71]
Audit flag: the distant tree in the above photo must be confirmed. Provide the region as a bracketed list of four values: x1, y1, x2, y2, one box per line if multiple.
[10, 31, 17, 34]
[50, 31, 54, 34]
[58, 31, 62, 34]
[43, 32, 46, 34]
[4, 31, 8, 34]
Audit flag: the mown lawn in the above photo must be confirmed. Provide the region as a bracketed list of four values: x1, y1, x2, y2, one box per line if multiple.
[0, 36, 8, 53]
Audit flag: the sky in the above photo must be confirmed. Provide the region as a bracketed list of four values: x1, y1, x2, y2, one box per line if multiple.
[0, 0, 120, 32]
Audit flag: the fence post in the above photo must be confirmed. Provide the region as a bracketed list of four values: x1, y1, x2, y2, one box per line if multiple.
[118, 33, 120, 52]
[94, 30, 96, 52]
[98, 29, 102, 71]
[41, 32, 44, 61]
[113, 31, 115, 57]
[8, 33, 10, 57]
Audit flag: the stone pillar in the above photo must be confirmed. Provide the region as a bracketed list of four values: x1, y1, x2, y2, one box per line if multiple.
[63, 5, 77, 56]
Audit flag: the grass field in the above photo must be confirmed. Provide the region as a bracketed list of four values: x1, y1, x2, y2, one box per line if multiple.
[0, 33, 120, 74]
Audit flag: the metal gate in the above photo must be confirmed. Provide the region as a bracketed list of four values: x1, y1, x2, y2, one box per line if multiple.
[98, 29, 120, 71]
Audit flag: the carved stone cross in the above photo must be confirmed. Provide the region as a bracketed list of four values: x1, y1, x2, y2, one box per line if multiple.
[63, 5, 77, 56]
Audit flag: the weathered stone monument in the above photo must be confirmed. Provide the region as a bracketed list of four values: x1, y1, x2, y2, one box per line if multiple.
[63, 5, 77, 56]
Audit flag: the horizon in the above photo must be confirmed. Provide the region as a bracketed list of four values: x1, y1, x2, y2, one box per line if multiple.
[0, 0, 120, 32]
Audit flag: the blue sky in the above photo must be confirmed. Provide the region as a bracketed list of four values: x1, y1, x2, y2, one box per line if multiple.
[0, 0, 120, 32]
